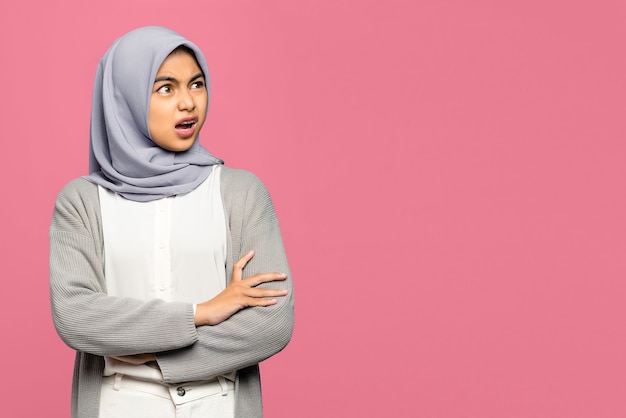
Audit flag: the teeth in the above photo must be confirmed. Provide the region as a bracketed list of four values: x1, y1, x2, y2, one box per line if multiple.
[177, 120, 195, 129]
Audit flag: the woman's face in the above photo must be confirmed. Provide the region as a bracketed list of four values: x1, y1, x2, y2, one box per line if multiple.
[148, 49, 208, 152]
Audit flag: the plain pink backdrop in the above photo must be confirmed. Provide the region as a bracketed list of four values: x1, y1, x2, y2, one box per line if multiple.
[2, 1, 626, 417]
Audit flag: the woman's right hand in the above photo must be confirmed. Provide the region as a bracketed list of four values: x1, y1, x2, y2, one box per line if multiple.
[194, 250, 289, 326]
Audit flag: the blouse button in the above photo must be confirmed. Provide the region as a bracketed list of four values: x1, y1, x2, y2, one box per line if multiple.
[177, 387, 186, 397]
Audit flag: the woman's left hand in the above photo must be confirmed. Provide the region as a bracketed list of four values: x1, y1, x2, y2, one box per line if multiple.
[194, 250, 288, 326]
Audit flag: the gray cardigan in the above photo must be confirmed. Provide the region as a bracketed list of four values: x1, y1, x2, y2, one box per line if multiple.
[49, 167, 294, 417]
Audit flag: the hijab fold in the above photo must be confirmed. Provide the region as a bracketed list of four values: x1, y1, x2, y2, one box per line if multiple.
[85, 26, 222, 202]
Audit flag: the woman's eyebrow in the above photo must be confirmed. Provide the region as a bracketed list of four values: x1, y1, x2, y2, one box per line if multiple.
[154, 73, 204, 84]
[154, 76, 177, 84]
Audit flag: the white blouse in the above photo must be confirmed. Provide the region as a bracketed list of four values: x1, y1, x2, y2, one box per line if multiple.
[98, 165, 227, 381]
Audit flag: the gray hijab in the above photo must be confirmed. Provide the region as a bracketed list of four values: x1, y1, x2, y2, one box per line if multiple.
[85, 26, 222, 202]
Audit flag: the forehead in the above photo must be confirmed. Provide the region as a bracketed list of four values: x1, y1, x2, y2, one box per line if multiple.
[156, 49, 203, 76]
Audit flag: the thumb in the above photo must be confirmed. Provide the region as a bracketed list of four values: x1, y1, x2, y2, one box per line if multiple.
[232, 250, 255, 282]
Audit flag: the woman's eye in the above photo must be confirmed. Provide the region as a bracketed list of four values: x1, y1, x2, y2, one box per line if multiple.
[156, 85, 172, 94]
[191, 81, 205, 89]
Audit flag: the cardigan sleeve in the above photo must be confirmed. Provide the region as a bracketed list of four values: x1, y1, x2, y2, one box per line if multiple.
[49, 178, 200, 356]
[156, 170, 294, 383]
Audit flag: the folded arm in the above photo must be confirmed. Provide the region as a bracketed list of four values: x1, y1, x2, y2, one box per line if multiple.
[157, 170, 295, 383]
[49, 179, 199, 356]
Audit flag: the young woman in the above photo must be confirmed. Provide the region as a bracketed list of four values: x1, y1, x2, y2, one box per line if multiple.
[49, 26, 294, 418]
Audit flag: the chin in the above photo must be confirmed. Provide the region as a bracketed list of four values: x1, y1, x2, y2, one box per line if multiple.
[170, 143, 195, 152]
[156, 138, 197, 152]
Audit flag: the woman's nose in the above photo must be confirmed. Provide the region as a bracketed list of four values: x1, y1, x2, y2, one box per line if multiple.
[178, 90, 195, 111]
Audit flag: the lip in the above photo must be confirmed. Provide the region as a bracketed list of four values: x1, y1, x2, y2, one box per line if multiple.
[174, 117, 199, 139]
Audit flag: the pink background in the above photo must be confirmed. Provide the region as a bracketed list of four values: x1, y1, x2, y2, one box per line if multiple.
[2, 0, 626, 416]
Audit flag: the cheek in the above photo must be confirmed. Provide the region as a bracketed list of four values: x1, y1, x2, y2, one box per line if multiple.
[198, 94, 208, 113]
[197, 96, 209, 127]
[148, 103, 167, 134]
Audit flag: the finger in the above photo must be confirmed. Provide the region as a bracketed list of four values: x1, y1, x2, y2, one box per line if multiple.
[244, 288, 289, 299]
[245, 297, 280, 307]
[245, 272, 288, 287]
[232, 250, 255, 281]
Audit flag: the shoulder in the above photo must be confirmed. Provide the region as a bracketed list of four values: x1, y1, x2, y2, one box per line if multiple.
[220, 166, 270, 204]
[55, 177, 99, 205]
[219, 166, 278, 229]
[220, 166, 263, 190]
[51, 177, 101, 234]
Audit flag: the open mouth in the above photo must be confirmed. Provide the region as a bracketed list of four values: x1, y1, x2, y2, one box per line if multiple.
[174, 118, 199, 138]
[176, 119, 197, 130]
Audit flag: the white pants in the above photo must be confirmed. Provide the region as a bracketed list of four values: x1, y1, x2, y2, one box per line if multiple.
[99, 374, 235, 418]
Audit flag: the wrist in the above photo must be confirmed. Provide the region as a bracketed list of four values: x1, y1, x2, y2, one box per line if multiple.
[194, 304, 203, 326]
